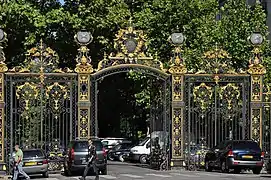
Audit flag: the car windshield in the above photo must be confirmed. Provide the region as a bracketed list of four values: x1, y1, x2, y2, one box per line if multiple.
[232, 141, 261, 151]
[23, 150, 44, 159]
[74, 141, 103, 152]
[139, 137, 149, 146]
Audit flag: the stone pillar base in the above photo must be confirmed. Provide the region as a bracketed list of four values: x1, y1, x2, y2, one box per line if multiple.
[170, 158, 185, 167]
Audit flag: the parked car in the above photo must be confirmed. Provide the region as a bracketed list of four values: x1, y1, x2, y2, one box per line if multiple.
[63, 138, 107, 176]
[107, 141, 133, 161]
[204, 140, 264, 174]
[9, 149, 49, 178]
[102, 138, 127, 153]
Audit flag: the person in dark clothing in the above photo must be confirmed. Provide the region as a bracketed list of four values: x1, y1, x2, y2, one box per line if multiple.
[80, 139, 99, 180]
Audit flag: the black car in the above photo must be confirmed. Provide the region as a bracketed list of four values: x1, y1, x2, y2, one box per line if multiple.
[63, 138, 107, 176]
[107, 142, 133, 161]
[205, 140, 264, 174]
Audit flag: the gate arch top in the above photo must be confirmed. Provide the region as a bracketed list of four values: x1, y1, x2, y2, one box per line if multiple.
[76, 24, 169, 77]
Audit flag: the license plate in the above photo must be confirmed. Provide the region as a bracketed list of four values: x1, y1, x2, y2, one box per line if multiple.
[242, 155, 253, 159]
[25, 162, 37, 166]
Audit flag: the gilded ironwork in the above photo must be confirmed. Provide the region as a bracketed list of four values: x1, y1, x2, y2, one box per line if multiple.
[168, 46, 187, 75]
[198, 47, 236, 74]
[219, 83, 241, 111]
[45, 82, 68, 115]
[172, 109, 183, 158]
[248, 42, 265, 148]
[172, 76, 183, 101]
[21, 39, 59, 73]
[193, 83, 213, 112]
[16, 82, 39, 111]
[251, 108, 261, 145]
[75, 45, 94, 74]
[96, 25, 166, 72]
[78, 109, 89, 138]
[78, 75, 90, 101]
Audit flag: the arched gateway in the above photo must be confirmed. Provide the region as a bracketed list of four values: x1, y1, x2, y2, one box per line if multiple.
[0, 26, 268, 170]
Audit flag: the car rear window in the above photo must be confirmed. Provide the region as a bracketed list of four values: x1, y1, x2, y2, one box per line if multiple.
[232, 141, 261, 151]
[23, 150, 44, 159]
[74, 141, 103, 151]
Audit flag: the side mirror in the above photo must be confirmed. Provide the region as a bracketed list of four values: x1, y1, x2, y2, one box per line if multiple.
[146, 143, 150, 149]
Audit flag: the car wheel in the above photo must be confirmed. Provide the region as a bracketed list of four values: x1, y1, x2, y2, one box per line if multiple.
[252, 167, 262, 174]
[205, 161, 213, 172]
[119, 155, 124, 162]
[221, 161, 229, 173]
[43, 171, 49, 178]
[108, 153, 114, 161]
[101, 167, 107, 175]
[139, 155, 147, 164]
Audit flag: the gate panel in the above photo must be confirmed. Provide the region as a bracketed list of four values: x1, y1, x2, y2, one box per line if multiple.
[149, 76, 171, 170]
[4, 74, 77, 163]
[184, 75, 250, 166]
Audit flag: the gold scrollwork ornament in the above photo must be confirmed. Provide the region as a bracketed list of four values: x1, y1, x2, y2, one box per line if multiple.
[45, 82, 68, 115]
[193, 83, 213, 112]
[16, 82, 39, 110]
[219, 83, 241, 110]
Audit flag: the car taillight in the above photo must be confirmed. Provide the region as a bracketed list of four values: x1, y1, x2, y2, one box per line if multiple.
[43, 160, 48, 164]
[261, 152, 265, 158]
[102, 148, 107, 157]
[71, 148, 75, 160]
[227, 150, 234, 157]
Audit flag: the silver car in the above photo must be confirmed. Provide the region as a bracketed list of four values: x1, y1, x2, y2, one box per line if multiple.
[10, 149, 49, 178]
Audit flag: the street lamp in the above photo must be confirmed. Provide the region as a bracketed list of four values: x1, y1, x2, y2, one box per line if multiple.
[248, 32, 263, 46]
[170, 32, 185, 46]
[75, 30, 93, 45]
[0, 28, 6, 43]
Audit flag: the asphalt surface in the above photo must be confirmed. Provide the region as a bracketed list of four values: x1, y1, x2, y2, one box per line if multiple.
[26, 161, 271, 180]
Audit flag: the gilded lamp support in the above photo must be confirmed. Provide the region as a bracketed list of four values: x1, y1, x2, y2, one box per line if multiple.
[168, 32, 187, 166]
[247, 32, 266, 148]
[74, 31, 94, 138]
[0, 28, 7, 162]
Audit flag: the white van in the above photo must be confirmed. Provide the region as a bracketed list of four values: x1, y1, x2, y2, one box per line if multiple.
[129, 131, 168, 164]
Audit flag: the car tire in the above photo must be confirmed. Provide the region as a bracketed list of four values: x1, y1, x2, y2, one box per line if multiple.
[252, 167, 262, 174]
[221, 161, 229, 173]
[205, 161, 213, 172]
[43, 171, 49, 178]
[101, 167, 107, 175]
[139, 155, 147, 164]
[108, 153, 114, 161]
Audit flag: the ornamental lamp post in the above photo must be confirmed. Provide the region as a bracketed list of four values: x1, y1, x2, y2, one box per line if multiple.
[75, 30, 93, 46]
[170, 32, 185, 46]
[0, 28, 5, 43]
[248, 31, 264, 46]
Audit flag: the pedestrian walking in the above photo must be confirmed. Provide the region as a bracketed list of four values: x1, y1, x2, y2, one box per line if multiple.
[80, 138, 99, 180]
[13, 144, 30, 180]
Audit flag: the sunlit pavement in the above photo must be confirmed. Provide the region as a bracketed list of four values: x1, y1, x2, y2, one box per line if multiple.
[29, 161, 271, 180]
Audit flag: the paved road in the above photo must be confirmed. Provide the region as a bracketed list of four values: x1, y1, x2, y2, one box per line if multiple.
[28, 161, 271, 180]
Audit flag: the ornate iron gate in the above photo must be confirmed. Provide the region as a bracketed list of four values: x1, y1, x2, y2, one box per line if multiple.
[183, 49, 251, 168]
[3, 41, 78, 171]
